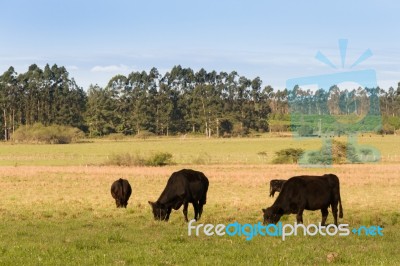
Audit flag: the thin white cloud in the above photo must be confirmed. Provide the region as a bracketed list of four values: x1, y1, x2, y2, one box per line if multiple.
[378, 70, 400, 76]
[67, 65, 79, 70]
[0, 55, 44, 61]
[90, 64, 131, 73]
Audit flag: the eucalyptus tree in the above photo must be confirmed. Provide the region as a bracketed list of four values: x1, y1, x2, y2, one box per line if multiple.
[86, 84, 119, 136]
[251, 77, 270, 132]
[169, 66, 197, 133]
[157, 73, 175, 135]
[126, 70, 154, 134]
[0, 67, 19, 140]
[192, 68, 220, 137]
[107, 74, 131, 134]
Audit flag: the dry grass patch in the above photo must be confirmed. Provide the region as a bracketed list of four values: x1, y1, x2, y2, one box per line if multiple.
[1, 164, 399, 222]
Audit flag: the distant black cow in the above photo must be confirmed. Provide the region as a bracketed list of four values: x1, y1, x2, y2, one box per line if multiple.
[148, 169, 209, 222]
[269, 179, 286, 197]
[263, 174, 343, 225]
[111, 178, 132, 208]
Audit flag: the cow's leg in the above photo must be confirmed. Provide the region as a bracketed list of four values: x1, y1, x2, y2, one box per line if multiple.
[296, 209, 304, 224]
[321, 208, 329, 226]
[166, 207, 172, 221]
[331, 203, 338, 225]
[123, 196, 129, 208]
[192, 201, 200, 221]
[198, 202, 204, 220]
[183, 202, 189, 222]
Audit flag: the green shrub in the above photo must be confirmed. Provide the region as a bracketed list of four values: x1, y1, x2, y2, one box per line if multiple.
[11, 123, 84, 144]
[146, 152, 173, 166]
[105, 152, 173, 166]
[272, 148, 304, 164]
[106, 153, 146, 166]
[297, 125, 314, 136]
[107, 133, 125, 141]
[191, 152, 212, 165]
[304, 140, 377, 165]
[232, 123, 249, 137]
[135, 130, 155, 140]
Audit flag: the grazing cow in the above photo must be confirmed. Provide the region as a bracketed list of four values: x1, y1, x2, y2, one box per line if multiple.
[269, 179, 286, 197]
[111, 178, 132, 208]
[262, 174, 343, 226]
[148, 169, 209, 222]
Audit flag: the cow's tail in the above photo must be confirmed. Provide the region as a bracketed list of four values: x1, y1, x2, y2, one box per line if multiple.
[338, 194, 343, 219]
[119, 178, 125, 202]
[200, 178, 209, 205]
[200, 187, 208, 205]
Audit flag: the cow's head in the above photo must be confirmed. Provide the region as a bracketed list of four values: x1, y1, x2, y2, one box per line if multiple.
[262, 206, 284, 224]
[148, 201, 169, 221]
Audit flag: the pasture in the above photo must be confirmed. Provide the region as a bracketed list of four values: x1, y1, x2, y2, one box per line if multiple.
[0, 135, 399, 265]
[1, 134, 399, 166]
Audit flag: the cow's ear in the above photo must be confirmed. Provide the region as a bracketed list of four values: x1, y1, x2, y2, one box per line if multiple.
[148, 201, 155, 207]
[262, 208, 266, 213]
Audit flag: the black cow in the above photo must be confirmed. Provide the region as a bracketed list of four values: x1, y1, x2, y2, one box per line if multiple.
[148, 169, 209, 222]
[111, 178, 132, 208]
[269, 179, 286, 197]
[262, 174, 343, 225]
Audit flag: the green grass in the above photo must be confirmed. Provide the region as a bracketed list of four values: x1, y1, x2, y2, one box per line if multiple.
[0, 136, 400, 265]
[1, 211, 397, 265]
[0, 136, 321, 166]
[1, 134, 399, 166]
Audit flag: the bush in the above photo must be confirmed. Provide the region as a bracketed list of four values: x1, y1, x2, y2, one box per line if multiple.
[105, 152, 173, 167]
[191, 152, 212, 165]
[12, 123, 84, 144]
[232, 123, 249, 137]
[146, 152, 173, 166]
[135, 130, 155, 140]
[106, 153, 146, 166]
[107, 133, 125, 141]
[305, 140, 376, 165]
[298, 125, 314, 136]
[272, 148, 304, 164]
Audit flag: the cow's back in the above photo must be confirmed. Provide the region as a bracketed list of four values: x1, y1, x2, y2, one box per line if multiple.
[274, 175, 334, 211]
[323, 174, 340, 188]
[182, 169, 208, 201]
[158, 169, 209, 205]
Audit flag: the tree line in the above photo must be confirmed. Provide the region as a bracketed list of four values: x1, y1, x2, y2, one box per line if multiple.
[0, 64, 86, 140]
[1, 64, 400, 140]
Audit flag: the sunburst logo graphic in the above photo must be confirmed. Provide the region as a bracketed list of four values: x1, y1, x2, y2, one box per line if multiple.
[286, 39, 382, 167]
[315, 39, 373, 69]
[314, 39, 376, 125]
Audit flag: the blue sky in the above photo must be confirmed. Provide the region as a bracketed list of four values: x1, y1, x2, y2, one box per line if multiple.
[0, 0, 399, 90]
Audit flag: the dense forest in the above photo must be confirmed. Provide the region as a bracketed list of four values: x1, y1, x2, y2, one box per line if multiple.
[1, 64, 400, 140]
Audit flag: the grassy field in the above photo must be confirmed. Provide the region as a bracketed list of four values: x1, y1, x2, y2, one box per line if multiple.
[0, 135, 399, 265]
[1, 134, 400, 166]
